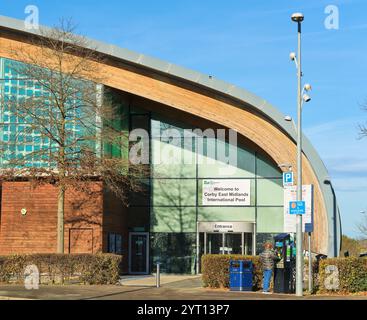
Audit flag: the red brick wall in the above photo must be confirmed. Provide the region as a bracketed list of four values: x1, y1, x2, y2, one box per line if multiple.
[0, 181, 103, 255]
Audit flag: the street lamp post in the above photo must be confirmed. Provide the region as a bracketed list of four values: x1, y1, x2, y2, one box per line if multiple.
[291, 12, 305, 297]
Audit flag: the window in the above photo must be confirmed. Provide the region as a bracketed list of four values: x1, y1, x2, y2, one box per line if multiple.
[256, 207, 284, 233]
[197, 206, 255, 222]
[150, 233, 196, 274]
[256, 179, 283, 206]
[152, 179, 196, 206]
[198, 139, 256, 178]
[150, 207, 196, 233]
[108, 233, 123, 254]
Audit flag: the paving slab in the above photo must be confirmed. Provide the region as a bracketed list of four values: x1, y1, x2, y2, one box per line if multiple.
[119, 275, 201, 287]
[0, 276, 366, 300]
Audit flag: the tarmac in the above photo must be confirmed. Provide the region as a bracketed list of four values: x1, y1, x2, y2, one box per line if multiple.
[0, 275, 366, 300]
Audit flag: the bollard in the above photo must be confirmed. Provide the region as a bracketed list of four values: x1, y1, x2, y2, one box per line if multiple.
[156, 263, 160, 288]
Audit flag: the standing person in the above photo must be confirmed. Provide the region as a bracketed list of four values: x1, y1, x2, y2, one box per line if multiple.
[259, 242, 277, 294]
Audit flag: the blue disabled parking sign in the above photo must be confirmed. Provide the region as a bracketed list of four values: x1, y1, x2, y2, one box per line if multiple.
[289, 201, 306, 215]
[283, 172, 294, 186]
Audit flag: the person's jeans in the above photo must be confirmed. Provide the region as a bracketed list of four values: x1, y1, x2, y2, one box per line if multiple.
[263, 269, 273, 292]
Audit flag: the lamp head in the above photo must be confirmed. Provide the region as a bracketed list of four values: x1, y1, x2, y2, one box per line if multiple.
[289, 52, 296, 61]
[304, 83, 312, 91]
[291, 12, 304, 22]
[284, 115, 292, 122]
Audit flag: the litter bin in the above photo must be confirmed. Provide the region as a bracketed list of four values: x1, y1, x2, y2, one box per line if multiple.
[229, 260, 253, 291]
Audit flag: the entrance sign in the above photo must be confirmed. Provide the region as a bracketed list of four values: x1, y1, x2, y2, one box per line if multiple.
[283, 172, 294, 187]
[213, 223, 234, 233]
[198, 221, 254, 233]
[284, 185, 314, 233]
[202, 179, 251, 206]
[289, 201, 306, 215]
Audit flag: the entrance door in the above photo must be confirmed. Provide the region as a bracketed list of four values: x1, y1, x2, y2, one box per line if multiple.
[129, 232, 149, 274]
[198, 232, 254, 273]
[200, 232, 253, 256]
[225, 233, 242, 254]
[207, 233, 223, 254]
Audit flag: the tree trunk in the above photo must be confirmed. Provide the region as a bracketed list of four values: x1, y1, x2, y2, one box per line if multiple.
[57, 185, 65, 253]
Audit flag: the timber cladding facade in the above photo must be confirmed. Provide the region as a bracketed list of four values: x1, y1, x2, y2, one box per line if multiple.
[0, 16, 341, 274]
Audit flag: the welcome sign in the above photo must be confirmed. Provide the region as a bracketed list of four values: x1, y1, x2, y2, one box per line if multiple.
[202, 179, 251, 206]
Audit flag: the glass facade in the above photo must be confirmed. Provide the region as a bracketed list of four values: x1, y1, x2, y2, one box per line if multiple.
[0, 57, 97, 168]
[0, 58, 51, 167]
[128, 108, 284, 274]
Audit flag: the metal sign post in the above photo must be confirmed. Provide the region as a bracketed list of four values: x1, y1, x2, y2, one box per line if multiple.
[308, 232, 312, 293]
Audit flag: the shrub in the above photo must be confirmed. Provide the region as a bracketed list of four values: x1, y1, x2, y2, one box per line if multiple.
[0, 253, 122, 285]
[201, 254, 262, 290]
[318, 257, 367, 293]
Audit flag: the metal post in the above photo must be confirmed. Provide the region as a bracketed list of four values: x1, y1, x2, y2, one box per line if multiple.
[241, 232, 245, 255]
[222, 233, 225, 254]
[245, 233, 248, 255]
[308, 232, 312, 292]
[196, 222, 199, 274]
[252, 224, 256, 255]
[204, 232, 207, 254]
[156, 263, 160, 288]
[296, 19, 304, 297]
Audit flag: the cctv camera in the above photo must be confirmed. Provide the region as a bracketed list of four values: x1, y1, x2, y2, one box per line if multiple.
[303, 94, 311, 102]
[304, 83, 312, 91]
[289, 52, 296, 61]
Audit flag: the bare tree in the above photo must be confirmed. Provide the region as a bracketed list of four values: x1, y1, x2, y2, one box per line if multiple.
[358, 103, 367, 239]
[0, 19, 146, 253]
[358, 103, 367, 138]
[357, 214, 367, 239]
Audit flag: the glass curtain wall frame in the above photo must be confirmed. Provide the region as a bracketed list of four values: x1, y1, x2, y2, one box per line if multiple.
[127, 108, 285, 274]
[0, 57, 99, 168]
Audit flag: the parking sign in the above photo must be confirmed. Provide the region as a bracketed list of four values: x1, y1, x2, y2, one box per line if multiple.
[283, 172, 294, 186]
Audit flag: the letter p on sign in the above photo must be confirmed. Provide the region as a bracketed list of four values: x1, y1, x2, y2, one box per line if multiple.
[283, 172, 294, 187]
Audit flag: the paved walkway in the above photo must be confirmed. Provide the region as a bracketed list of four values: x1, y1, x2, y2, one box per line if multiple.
[0, 276, 366, 300]
[118, 274, 197, 287]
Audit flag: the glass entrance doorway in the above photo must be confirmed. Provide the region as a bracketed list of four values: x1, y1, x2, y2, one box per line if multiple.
[197, 221, 256, 273]
[129, 232, 149, 274]
[201, 232, 253, 255]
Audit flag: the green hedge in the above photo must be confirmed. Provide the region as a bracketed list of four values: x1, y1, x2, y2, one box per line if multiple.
[318, 258, 367, 293]
[201, 254, 262, 290]
[202, 255, 367, 294]
[0, 253, 123, 285]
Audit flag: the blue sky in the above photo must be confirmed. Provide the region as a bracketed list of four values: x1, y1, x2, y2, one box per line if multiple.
[1, 0, 367, 238]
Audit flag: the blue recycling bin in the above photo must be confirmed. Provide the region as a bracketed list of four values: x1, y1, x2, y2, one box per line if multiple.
[229, 260, 253, 291]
